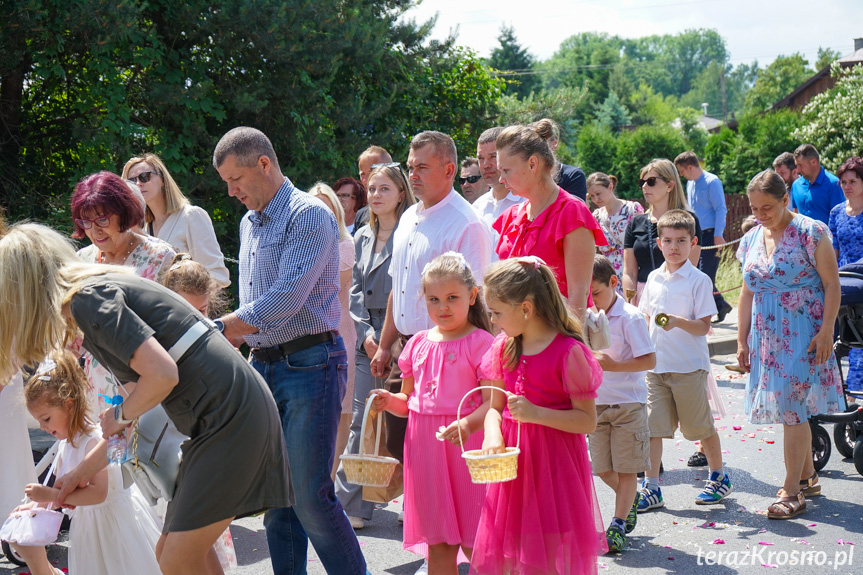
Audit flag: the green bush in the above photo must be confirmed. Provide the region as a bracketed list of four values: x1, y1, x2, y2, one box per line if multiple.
[613, 125, 687, 198]
[574, 124, 618, 179]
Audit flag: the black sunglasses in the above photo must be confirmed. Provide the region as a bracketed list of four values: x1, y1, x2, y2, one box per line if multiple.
[459, 175, 482, 185]
[638, 176, 668, 188]
[126, 171, 159, 185]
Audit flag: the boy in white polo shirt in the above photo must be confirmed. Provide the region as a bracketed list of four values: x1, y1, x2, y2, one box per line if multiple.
[637, 209, 732, 512]
[590, 255, 656, 553]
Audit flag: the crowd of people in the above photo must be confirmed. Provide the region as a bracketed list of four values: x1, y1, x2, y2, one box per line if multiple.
[0, 118, 857, 575]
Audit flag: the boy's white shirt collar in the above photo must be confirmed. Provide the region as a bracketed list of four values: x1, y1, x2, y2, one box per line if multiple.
[606, 293, 625, 317]
[658, 258, 695, 278]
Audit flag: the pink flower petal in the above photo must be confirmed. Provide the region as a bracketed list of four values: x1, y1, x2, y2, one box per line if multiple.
[808, 523, 817, 527]
[733, 425, 742, 430]
[712, 538, 726, 544]
[762, 563, 778, 568]
[758, 541, 774, 545]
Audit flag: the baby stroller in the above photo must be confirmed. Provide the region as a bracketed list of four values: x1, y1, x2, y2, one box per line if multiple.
[809, 262, 863, 475]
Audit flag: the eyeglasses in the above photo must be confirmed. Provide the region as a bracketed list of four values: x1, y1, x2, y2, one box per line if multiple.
[370, 162, 400, 170]
[336, 192, 356, 200]
[126, 171, 159, 184]
[75, 216, 112, 229]
[459, 175, 482, 186]
[638, 176, 668, 188]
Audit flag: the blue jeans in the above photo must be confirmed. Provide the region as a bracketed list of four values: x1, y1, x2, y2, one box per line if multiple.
[252, 336, 367, 575]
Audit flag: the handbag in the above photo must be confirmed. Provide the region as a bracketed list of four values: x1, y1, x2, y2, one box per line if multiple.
[121, 404, 187, 506]
[0, 453, 63, 546]
[585, 307, 611, 351]
[117, 321, 206, 505]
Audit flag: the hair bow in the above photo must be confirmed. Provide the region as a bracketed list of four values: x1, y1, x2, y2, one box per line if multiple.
[35, 357, 57, 381]
[516, 255, 546, 270]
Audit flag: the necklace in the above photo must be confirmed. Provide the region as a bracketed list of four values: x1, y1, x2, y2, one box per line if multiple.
[528, 189, 557, 220]
[99, 233, 138, 264]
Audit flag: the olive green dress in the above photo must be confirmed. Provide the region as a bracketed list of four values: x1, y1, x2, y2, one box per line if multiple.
[70, 273, 293, 532]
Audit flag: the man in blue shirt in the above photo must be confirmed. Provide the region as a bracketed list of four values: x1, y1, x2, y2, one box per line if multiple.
[791, 144, 845, 225]
[675, 151, 732, 322]
[213, 127, 368, 575]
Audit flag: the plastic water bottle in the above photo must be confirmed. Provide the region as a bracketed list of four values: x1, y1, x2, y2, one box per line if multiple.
[107, 433, 126, 465]
[102, 393, 127, 465]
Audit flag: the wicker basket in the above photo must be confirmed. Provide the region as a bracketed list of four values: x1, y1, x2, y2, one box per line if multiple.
[340, 393, 400, 488]
[458, 385, 520, 484]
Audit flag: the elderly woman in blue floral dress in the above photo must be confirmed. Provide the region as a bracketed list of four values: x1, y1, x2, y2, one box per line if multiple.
[736, 170, 845, 520]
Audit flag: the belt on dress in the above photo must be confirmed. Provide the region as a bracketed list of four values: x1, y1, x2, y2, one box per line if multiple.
[167, 321, 210, 362]
[250, 331, 340, 363]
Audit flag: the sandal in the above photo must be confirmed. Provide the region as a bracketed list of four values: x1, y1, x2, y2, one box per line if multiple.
[799, 472, 821, 497]
[767, 492, 806, 520]
[687, 451, 708, 467]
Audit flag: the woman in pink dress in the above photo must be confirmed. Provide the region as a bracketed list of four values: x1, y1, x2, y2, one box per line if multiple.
[493, 119, 607, 319]
[371, 253, 494, 573]
[587, 172, 643, 291]
[474, 258, 606, 575]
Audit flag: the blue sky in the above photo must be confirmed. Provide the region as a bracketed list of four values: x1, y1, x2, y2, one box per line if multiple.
[403, 0, 863, 67]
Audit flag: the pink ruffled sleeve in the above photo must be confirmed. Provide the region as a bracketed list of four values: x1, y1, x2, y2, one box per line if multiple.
[397, 333, 421, 378]
[552, 191, 608, 248]
[471, 330, 496, 381]
[562, 339, 603, 400]
[479, 333, 508, 381]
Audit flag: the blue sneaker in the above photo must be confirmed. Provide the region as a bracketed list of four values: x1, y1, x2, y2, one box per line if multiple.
[637, 484, 664, 513]
[695, 472, 734, 505]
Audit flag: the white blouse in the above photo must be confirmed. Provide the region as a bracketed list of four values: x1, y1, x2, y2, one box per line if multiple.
[149, 204, 230, 286]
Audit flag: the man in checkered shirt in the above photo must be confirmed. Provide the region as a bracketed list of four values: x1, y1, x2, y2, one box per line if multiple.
[214, 127, 367, 575]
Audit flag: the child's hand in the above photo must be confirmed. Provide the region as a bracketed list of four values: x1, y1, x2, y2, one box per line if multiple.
[369, 389, 392, 412]
[23, 484, 55, 504]
[661, 314, 683, 331]
[437, 419, 470, 445]
[11, 501, 37, 513]
[481, 431, 506, 455]
[507, 394, 538, 423]
[593, 351, 615, 370]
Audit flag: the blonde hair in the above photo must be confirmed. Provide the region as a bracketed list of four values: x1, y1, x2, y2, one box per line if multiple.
[421, 253, 491, 333]
[122, 153, 189, 224]
[164, 253, 228, 317]
[0, 223, 132, 382]
[640, 158, 688, 212]
[484, 258, 585, 370]
[309, 182, 349, 241]
[25, 349, 94, 447]
[367, 165, 416, 231]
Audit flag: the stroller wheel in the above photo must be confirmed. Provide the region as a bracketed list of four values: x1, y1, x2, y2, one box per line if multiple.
[2, 540, 27, 566]
[834, 420, 858, 459]
[811, 424, 831, 472]
[854, 437, 863, 476]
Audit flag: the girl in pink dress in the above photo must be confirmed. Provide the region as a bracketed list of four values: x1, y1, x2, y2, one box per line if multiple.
[372, 252, 495, 573]
[473, 257, 606, 575]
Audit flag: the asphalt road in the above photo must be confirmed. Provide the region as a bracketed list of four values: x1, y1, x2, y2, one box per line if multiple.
[4, 352, 862, 574]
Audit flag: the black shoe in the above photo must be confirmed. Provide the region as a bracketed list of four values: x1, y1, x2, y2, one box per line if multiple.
[637, 462, 663, 478]
[713, 304, 733, 324]
[687, 451, 708, 467]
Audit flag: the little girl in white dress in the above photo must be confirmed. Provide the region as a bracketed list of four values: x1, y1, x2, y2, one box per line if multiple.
[8, 349, 162, 575]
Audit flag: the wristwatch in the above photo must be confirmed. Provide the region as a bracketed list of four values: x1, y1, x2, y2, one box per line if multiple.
[114, 404, 134, 425]
[213, 318, 225, 333]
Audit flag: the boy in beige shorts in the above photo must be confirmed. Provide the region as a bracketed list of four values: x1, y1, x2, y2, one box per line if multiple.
[589, 255, 656, 553]
[637, 210, 733, 512]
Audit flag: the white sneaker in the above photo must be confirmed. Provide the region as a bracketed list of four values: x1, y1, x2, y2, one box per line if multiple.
[413, 559, 429, 574]
[348, 515, 365, 529]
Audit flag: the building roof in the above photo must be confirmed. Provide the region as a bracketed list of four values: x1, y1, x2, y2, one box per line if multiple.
[772, 46, 863, 110]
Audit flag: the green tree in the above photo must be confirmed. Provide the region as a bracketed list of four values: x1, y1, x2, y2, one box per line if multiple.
[574, 123, 617, 178]
[613, 125, 687, 198]
[487, 25, 539, 99]
[744, 53, 813, 113]
[0, 0, 503, 265]
[816, 47, 843, 71]
[794, 63, 863, 171]
[595, 92, 631, 133]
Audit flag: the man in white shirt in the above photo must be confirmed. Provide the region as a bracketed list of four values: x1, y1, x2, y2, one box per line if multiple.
[473, 126, 525, 232]
[369, 130, 493, 469]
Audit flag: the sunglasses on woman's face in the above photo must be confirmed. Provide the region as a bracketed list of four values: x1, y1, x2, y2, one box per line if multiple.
[75, 216, 112, 229]
[638, 176, 667, 188]
[459, 175, 482, 185]
[126, 171, 159, 184]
